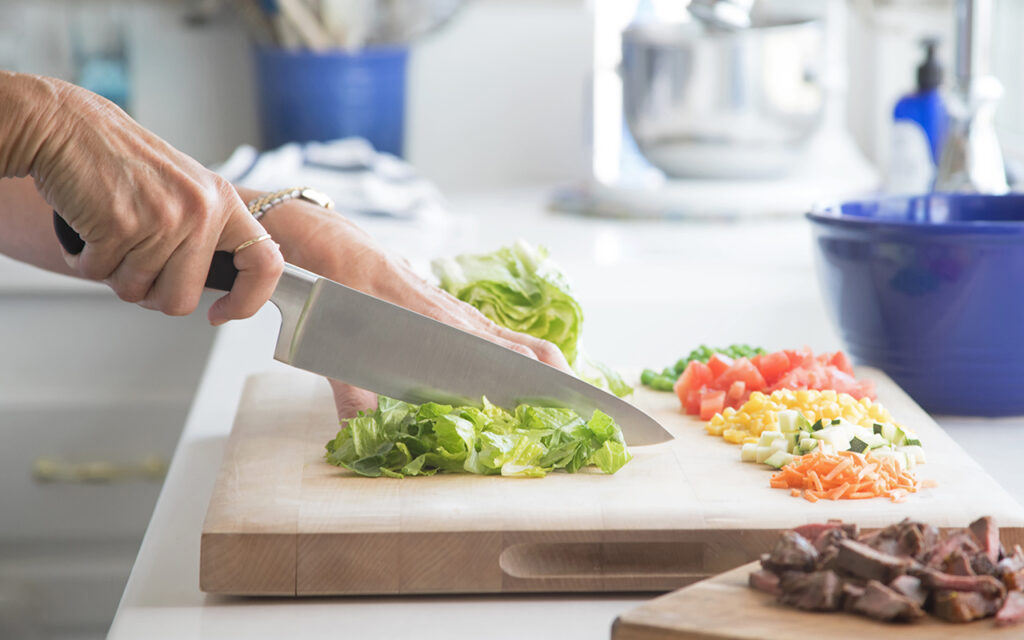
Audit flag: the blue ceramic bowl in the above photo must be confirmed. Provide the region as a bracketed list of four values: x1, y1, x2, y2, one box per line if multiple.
[807, 194, 1024, 416]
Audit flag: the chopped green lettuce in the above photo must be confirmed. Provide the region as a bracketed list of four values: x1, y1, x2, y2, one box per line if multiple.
[325, 396, 632, 478]
[432, 240, 631, 397]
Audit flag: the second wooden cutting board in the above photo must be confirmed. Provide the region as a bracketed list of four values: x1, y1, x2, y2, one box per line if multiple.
[612, 561, 1021, 640]
[200, 367, 1024, 596]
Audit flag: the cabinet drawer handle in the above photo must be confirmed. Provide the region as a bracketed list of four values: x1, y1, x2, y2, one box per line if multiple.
[32, 455, 167, 483]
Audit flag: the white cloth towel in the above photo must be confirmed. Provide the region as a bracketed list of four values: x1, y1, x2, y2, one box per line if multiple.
[215, 138, 449, 225]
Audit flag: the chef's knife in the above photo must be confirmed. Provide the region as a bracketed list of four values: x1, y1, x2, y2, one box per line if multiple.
[54, 213, 672, 446]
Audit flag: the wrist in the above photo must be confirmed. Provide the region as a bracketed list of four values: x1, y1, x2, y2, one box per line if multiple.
[0, 72, 71, 178]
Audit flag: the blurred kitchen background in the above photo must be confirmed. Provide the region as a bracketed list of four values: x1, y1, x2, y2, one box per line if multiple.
[1, 0, 1023, 638]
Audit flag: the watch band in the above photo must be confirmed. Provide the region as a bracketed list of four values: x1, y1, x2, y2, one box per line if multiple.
[247, 187, 334, 221]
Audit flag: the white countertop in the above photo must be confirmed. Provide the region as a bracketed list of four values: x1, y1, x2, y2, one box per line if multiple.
[107, 188, 1024, 640]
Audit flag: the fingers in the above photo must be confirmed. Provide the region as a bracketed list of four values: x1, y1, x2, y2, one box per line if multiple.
[426, 287, 574, 373]
[328, 380, 378, 420]
[489, 325, 572, 372]
[103, 233, 180, 304]
[138, 231, 217, 315]
[64, 233, 131, 283]
[206, 209, 284, 326]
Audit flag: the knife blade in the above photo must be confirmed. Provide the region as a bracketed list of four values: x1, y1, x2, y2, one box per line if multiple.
[54, 213, 673, 445]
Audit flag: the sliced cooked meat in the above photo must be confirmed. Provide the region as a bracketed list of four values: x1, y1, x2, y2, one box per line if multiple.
[895, 521, 938, 559]
[889, 574, 928, 609]
[925, 532, 980, 568]
[912, 567, 1006, 599]
[762, 531, 819, 573]
[970, 552, 998, 577]
[945, 550, 975, 577]
[1002, 569, 1024, 592]
[996, 590, 1024, 626]
[778, 570, 842, 612]
[997, 546, 1024, 576]
[842, 583, 866, 613]
[793, 522, 839, 543]
[849, 580, 925, 622]
[931, 590, 999, 623]
[816, 546, 839, 572]
[870, 536, 902, 557]
[837, 539, 911, 583]
[969, 516, 1000, 564]
[814, 527, 853, 555]
[749, 569, 781, 596]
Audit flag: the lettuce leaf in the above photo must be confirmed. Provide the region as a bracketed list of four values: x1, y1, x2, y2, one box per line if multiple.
[325, 397, 632, 478]
[432, 240, 631, 397]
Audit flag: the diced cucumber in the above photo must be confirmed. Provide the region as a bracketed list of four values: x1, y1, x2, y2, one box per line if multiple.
[812, 426, 853, 450]
[741, 442, 758, 462]
[764, 450, 795, 469]
[849, 436, 869, 454]
[769, 438, 789, 453]
[831, 418, 841, 425]
[795, 414, 812, 432]
[870, 449, 908, 471]
[904, 437, 922, 447]
[880, 422, 898, 442]
[873, 423, 884, 435]
[858, 432, 888, 449]
[898, 445, 926, 465]
[755, 446, 775, 464]
[893, 427, 908, 446]
[799, 439, 819, 454]
[777, 410, 801, 434]
[811, 419, 824, 431]
[785, 432, 800, 452]
[758, 430, 784, 446]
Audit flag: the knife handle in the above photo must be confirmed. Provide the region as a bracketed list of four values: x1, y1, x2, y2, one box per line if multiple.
[52, 210, 238, 292]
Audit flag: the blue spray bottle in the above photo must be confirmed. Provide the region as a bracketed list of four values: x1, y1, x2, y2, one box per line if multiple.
[887, 39, 948, 194]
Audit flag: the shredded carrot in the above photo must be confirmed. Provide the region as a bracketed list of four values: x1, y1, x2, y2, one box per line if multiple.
[769, 449, 929, 503]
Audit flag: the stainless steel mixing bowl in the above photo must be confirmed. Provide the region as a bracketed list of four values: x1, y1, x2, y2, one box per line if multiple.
[621, 18, 826, 179]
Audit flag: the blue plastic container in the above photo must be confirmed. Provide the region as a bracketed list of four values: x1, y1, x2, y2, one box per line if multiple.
[808, 194, 1024, 416]
[253, 46, 408, 156]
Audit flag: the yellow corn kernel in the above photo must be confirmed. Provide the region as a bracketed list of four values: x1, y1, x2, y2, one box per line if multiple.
[723, 407, 737, 418]
[743, 436, 758, 444]
[722, 429, 748, 444]
[795, 390, 812, 404]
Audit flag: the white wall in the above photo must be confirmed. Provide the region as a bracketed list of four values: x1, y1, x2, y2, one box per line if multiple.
[0, 0, 593, 191]
[405, 0, 592, 191]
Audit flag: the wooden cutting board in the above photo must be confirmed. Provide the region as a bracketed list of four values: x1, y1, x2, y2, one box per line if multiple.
[200, 367, 1024, 596]
[612, 561, 1024, 639]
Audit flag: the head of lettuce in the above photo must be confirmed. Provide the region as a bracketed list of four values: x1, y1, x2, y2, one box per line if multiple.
[432, 240, 631, 397]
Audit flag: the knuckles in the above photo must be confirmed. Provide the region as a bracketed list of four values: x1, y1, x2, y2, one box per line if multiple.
[530, 340, 564, 366]
[157, 292, 201, 317]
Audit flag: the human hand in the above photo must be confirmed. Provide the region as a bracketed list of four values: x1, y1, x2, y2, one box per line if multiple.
[4, 73, 283, 323]
[246, 192, 572, 419]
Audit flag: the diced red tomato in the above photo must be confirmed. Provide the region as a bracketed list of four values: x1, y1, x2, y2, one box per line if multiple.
[829, 351, 854, 375]
[685, 389, 702, 415]
[675, 347, 872, 419]
[714, 358, 767, 392]
[727, 380, 746, 402]
[675, 361, 714, 398]
[707, 353, 734, 378]
[754, 351, 790, 385]
[699, 390, 726, 421]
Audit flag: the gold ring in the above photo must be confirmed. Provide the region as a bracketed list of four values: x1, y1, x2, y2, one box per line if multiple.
[232, 233, 273, 255]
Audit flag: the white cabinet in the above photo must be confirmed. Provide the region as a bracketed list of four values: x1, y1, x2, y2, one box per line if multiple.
[0, 290, 216, 640]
